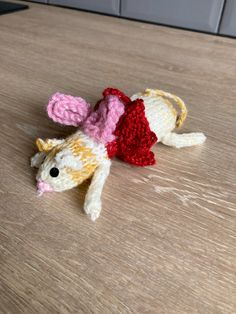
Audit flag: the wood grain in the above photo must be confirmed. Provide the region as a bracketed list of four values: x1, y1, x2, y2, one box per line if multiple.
[0, 2, 235, 313]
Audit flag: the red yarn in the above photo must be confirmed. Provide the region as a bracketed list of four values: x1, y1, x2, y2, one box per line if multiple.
[101, 88, 158, 166]
[106, 139, 118, 159]
[94, 87, 131, 111]
[103, 88, 131, 106]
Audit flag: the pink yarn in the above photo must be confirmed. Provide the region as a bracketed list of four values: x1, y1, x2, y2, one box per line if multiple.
[83, 95, 125, 144]
[37, 180, 53, 195]
[46, 92, 125, 144]
[47, 92, 91, 127]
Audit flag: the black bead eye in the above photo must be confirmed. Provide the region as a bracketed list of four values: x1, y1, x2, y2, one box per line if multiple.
[50, 167, 59, 177]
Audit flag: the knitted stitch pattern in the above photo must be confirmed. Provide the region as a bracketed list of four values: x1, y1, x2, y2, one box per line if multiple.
[31, 87, 206, 221]
[82, 94, 125, 144]
[103, 92, 158, 165]
[47, 92, 91, 126]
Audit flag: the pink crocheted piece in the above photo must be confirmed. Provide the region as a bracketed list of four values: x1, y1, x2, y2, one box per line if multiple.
[82, 95, 125, 144]
[47, 92, 91, 127]
[37, 180, 53, 196]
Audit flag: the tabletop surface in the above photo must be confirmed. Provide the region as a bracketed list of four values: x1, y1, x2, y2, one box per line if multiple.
[0, 1, 235, 313]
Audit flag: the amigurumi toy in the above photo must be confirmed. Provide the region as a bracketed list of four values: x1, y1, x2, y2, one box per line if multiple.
[31, 88, 206, 221]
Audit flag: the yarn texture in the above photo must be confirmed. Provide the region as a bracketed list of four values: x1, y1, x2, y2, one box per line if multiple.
[47, 92, 91, 126]
[31, 87, 206, 221]
[83, 94, 125, 144]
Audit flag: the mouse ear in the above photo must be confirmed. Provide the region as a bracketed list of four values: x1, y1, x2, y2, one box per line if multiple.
[47, 92, 91, 127]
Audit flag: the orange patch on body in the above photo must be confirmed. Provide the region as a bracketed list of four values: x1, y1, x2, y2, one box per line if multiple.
[64, 138, 99, 183]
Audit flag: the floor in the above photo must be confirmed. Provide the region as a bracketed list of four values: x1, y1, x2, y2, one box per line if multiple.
[0, 1, 235, 313]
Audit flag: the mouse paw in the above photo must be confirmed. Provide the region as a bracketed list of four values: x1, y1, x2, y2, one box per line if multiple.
[84, 201, 102, 222]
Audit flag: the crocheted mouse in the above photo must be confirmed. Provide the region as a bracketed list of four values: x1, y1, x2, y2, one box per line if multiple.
[31, 88, 206, 221]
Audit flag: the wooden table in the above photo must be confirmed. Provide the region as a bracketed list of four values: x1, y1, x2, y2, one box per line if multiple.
[0, 2, 235, 313]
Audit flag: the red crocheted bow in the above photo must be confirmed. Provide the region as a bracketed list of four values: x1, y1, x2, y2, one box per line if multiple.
[103, 88, 158, 166]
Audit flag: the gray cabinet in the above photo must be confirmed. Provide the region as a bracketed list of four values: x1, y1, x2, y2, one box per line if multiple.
[121, 0, 225, 33]
[28, 0, 48, 3]
[23, 0, 236, 38]
[48, 0, 120, 15]
[219, 0, 236, 37]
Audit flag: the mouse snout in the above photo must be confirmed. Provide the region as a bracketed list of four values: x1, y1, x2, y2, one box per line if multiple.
[37, 180, 53, 196]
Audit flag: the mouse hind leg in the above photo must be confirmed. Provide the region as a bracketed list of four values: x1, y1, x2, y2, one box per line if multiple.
[161, 132, 206, 148]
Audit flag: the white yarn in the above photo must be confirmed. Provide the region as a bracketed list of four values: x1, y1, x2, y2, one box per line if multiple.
[162, 132, 206, 148]
[55, 148, 83, 170]
[84, 159, 111, 221]
[131, 92, 176, 141]
[31, 152, 46, 168]
[132, 89, 206, 148]
[70, 130, 107, 163]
